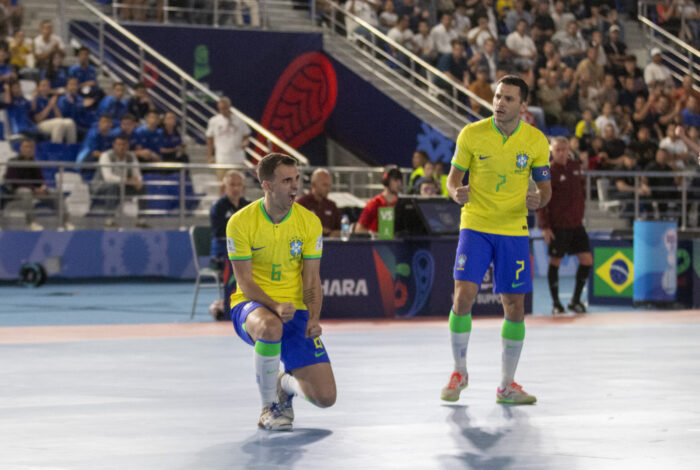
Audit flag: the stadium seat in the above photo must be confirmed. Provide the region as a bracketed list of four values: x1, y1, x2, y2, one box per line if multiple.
[189, 225, 222, 319]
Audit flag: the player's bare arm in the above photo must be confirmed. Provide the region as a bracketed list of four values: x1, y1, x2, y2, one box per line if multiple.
[302, 258, 323, 338]
[232, 259, 296, 322]
[447, 164, 470, 205]
[527, 180, 551, 210]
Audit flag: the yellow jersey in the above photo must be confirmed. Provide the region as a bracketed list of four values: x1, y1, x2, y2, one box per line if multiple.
[227, 199, 323, 310]
[451, 117, 550, 236]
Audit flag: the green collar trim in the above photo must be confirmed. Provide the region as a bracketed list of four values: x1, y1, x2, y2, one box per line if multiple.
[491, 117, 521, 143]
[260, 199, 292, 224]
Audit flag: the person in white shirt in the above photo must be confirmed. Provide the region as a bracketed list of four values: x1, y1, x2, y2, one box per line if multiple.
[551, 0, 576, 33]
[660, 123, 691, 164]
[430, 13, 458, 56]
[412, 20, 437, 63]
[387, 15, 413, 49]
[505, 19, 537, 68]
[33, 20, 64, 69]
[467, 15, 496, 53]
[505, 0, 533, 34]
[551, 20, 586, 68]
[594, 102, 618, 136]
[206, 96, 251, 181]
[452, 4, 471, 39]
[344, 0, 381, 39]
[379, 0, 398, 29]
[644, 47, 674, 90]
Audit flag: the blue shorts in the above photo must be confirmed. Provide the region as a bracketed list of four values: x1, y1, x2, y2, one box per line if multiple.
[231, 301, 330, 372]
[453, 229, 532, 294]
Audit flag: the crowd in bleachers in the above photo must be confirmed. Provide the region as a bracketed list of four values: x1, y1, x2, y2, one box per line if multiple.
[342, 0, 700, 221]
[0, 10, 203, 230]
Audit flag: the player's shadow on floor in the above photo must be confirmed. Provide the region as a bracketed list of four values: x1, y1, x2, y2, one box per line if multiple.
[190, 428, 332, 469]
[438, 404, 513, 469]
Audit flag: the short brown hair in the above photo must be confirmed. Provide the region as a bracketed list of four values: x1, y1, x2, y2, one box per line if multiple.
[257, 153, 298, 183]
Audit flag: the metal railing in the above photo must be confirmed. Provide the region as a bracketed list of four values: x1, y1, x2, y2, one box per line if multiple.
[68, 0, 309, 166]
[319, 0, 490, 137]
[107, 0, 267, 28]
[638, 0, 700, 88]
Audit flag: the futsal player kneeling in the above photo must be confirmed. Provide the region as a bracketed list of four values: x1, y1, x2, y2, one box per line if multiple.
[227, 153, 336, 431]
[441, 76, 552, 405]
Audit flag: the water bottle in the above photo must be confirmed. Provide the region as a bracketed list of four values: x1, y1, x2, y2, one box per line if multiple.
[340, 214, 350, 241]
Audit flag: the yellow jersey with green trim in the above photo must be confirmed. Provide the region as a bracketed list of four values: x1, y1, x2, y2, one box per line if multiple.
[451, 117, 550, 236]
[226, 199, 323, 310]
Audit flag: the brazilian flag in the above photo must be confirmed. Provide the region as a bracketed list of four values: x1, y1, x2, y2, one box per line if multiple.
[594, 247, 634, 298]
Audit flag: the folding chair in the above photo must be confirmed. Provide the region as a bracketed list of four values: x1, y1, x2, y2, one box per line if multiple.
[189, 225, 222, 319]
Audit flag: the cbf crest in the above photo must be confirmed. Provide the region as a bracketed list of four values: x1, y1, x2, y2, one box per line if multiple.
[456, 254, 467, 271]
[514, 152, 530, 174]
[289, 237, 303, 260]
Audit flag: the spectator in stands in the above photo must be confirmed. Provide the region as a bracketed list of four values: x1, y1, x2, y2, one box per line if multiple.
[8, 30, 35, 79]
[387, 14, 413, 63]
[0, 46, 15, 86]
[68, 46, 101, 102]
[40, 50, 67, 95]
[656, 0, 683, 37]
[128, 82, 155, 122]
[603, 25, 627, 74]
[597, 74, 619, 110]
[77, 114, 114, 163]
[344, 0, 381, 40]
[552, 20, 586, 68]
[91, 134, 146, 228]
[649, 91, 678, 137]
[412, 20, 437, 64]
[97, 82, 129, 126]
[3, 138, 73, 231]
[620, 55, 645, 93]
[678, 0, 700, 47]
[410, 159, 437, 194]
[618, 75, 638, 113]
[632, 95, 657, 134]
[574, 108, 598, 144]
[296, 168, 342, 238]
[159, 111, 189, 164]
[58, 77, 95, 137]
[466, 15, 495, 53]
[643, 148, 680, 218]
[419, 178, 440, 196]
[468, 66, 493, 114]
[660, 122, 691, 165]
[33, 20, 64, 70]
[133, 110, 162, 165]
[536, 136, 591, 314]
[576, 46, 604, 87]
[234, 0, 260, 27]
[505, 0, 533, 34]
[550, 0, 575, 33]
[408, 150, 428, 189]
[505, 19, 537, 69]
[452, 3, 471, 40]
[379, 0, 398, 28]
[430, 12, 458, 57]
[601, 123, 626, 159]
[589, 30, 608, 70]
[0, 0, 23, 37]
[644, 48, 673, 91]
[1, 80, 41, 139]
[31, 78, 76, 144]
[673, 75, 700, 109]
[438, 40, 471, 91]
[629, 126, 658, 168]
[609, 153, 652, 215]
[478, 37, 499, 83]
[472, 0, 498, 38]
[595, 102, 618, 136]
[206, 96, 251, 181]
[209, 169, 250, 270]
[110, 113, 139, 149]
[532, 0, 555, 42]
[355, 167, 402, 234]
[537, 68, 576, 128]
[681, 96, 700, 128]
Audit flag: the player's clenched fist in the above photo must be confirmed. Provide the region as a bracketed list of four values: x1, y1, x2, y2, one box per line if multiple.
[526, 190, 541, 210]
[275, 302, 296, 322]
[452, 185, 470, 205]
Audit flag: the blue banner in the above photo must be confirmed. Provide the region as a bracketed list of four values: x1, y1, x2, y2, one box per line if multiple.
[633, 220, 677, 303]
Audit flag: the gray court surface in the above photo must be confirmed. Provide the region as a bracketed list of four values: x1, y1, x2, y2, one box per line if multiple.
[2, 314, 699, 469]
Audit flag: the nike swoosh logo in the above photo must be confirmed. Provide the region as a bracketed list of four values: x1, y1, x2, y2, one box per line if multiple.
[511, 282, 524, 288]
[252, 247, 265, 251]
[479, 156, 491, 160]
[315, 351, 326, 358]
[266, 370, 277, 374]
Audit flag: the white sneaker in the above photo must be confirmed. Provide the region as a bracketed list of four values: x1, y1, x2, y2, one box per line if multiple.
[277, 371, 294, 421]
[497, 382, 537, 404]
[28, 221, 44, 231]
[258, 403, 292, 431]
[441, 371, 468, 402]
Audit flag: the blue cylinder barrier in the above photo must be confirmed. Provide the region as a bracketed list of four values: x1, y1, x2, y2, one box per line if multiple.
[633, 220, 678, 303]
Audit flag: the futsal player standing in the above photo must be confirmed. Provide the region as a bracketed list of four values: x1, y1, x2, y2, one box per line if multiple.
[441, 76, 551, 405]
[227, 153, 336, 431]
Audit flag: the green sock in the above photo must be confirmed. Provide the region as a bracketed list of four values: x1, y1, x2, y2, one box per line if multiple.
[449, 309, 471, 375]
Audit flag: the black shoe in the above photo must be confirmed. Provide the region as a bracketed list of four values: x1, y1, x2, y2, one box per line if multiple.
[567, 302, 587, 313]
[552, 302, 565, 315]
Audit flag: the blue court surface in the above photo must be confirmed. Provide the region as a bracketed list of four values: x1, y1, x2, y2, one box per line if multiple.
[1, 278, 697, 470]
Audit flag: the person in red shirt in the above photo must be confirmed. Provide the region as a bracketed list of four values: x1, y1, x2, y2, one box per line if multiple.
[296, 168, 342, 238]
[355, 167, 403, 234]
[536, 137, 592, 314]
